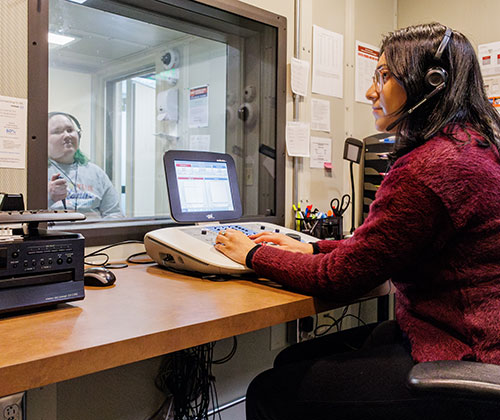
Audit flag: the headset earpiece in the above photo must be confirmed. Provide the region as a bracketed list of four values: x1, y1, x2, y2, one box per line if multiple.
[424, 27, 452, 90]
[425, 67, 448, 88]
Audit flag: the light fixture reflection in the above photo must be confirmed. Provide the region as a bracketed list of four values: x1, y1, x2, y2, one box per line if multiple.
[48, 32, 76, 46]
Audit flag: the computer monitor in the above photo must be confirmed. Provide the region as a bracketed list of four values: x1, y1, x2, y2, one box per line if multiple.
[164, 150, 242, 223]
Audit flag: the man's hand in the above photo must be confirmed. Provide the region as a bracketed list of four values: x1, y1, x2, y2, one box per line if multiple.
[48, 173, 68, 202]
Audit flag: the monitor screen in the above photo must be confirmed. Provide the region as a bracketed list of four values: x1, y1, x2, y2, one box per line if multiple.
[164, 150, 242, 223]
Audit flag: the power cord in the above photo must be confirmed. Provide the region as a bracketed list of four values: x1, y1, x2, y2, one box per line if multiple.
[314, 306, 350, 337]
[84, 240, 148, 269]
[313, 304, 368, 338]
[127, 251, 155, 265]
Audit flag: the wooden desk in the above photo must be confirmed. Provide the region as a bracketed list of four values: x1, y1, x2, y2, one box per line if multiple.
[0, 264, 339, 397]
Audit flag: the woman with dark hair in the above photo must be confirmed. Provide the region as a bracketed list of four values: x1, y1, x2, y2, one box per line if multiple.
[48, 112, 122, 219]
[215, 23, 500, 419]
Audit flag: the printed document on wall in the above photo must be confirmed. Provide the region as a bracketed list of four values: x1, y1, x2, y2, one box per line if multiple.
[286, 121, 310, 157]
[312, 25, 343, 98]
[310, 136, 331, 169]
[478, 41, 500, 76]
[355, 41, 379, 104]
[189, 135, 210, 151]
[310, 98, 330, 132]
[0, 95, 27, 169]
[189, 85, 209, 128]
[291, 57, 310, 97]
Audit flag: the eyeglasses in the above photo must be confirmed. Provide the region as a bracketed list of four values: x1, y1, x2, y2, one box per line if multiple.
[372, 65, 392, 93]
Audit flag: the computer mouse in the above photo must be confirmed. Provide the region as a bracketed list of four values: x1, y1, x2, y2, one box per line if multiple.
[84, 267, 116, 287]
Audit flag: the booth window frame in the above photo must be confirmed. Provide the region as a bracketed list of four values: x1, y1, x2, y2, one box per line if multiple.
[27, 0, 287, 246]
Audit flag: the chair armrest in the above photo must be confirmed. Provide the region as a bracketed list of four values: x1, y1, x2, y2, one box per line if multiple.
[408, 361, 500, 399]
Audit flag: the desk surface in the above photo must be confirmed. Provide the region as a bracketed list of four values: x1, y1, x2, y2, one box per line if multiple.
[0, 264, 337, 397]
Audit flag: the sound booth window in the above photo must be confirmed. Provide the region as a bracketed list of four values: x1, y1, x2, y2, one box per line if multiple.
[41, 0, 286, 244]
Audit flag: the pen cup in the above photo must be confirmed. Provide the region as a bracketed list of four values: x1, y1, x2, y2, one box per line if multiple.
[297, 216, 343, 240]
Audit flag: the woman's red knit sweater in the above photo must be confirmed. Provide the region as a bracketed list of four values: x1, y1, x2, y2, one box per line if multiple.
[251, 128, 500, 363]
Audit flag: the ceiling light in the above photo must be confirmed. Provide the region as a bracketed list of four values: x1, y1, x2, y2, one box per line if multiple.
[48, 32, 76, 46]
[67, 0, 88, 4]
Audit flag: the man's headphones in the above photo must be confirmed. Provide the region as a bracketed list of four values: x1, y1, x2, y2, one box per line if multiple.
[425, 27, 452, 89]
[386, 27, 453, 131]
[48, 111, 82, 140]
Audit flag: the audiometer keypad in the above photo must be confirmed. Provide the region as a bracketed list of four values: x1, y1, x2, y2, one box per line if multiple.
[184, 224, 258, 245]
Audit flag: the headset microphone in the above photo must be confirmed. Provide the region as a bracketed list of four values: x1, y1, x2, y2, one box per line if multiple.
[385, 82, 446, 131]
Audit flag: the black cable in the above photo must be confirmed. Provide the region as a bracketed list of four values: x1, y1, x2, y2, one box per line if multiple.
[314, 306, 349, 337]
[84, 240, 144, 269]
[350, 160, 355, 234]
[150, 339, 237, 420]
[126, 251, 155, 265]
[161, 264, 260, 284]
[213, 337, 237, 364]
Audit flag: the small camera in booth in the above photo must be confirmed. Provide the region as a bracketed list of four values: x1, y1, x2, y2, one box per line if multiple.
[161, 49, 180, 70]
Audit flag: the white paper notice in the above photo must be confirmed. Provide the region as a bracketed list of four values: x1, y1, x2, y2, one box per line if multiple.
[355, 41, 380, 104]
[312, 25, 343, 98]
[286, 121, 310, 157]
[0, 96, 27, 169]
[189, 85, 209, 128]
[479, 41, 500, 76]
[291, 57, 310, 97]
[189, 135, 210, 151]
[310, 98, 330, 132]
[310, 136, 331, 169]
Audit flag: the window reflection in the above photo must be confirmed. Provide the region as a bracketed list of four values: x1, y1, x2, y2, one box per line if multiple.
[48, 0, 278, 222]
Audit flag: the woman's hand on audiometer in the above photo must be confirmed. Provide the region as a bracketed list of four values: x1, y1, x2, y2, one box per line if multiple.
[214, 229, 257, 266]
[250, 232, 313, 254]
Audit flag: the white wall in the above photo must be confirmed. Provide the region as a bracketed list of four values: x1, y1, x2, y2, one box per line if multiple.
[49, 68, 92, 157]
[398, 0, 500, 46]
[241, 0, 395, 228]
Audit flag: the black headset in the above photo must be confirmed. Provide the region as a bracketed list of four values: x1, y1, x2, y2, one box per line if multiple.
[386, 27, 453, 131]
[48, 111, 82, 140]
[425, 27, 452, 89]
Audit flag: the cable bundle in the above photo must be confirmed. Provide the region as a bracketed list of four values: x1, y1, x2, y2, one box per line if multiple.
[148, 338, 237, 420]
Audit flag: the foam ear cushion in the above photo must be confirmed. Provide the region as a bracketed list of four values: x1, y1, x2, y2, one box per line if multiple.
[425, 67, 448, 88]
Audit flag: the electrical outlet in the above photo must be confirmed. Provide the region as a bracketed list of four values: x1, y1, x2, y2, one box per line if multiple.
[0, 392, 24, 420]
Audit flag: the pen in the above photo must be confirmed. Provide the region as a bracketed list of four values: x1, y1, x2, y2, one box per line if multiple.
[293, 204, 300, 231]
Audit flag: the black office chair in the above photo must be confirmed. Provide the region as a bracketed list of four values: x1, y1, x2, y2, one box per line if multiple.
[408, 360, 500, 418]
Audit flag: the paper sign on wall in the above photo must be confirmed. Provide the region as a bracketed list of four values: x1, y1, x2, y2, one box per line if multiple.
[310, 98, 330, 132]
[310, 136, 331, 169]
[286, 121, 310, 157]
[0, 95, 27, 169]
[291, 57, 310, 97]
[312, 25, 344, 98]
[189, 85, 209, 128]
[189, 135, 210, 151]
[479, 41, 500, 77]
[355, 41, 380, 104]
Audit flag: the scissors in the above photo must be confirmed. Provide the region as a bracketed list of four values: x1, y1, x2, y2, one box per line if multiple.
[330, 194, 350, 217]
